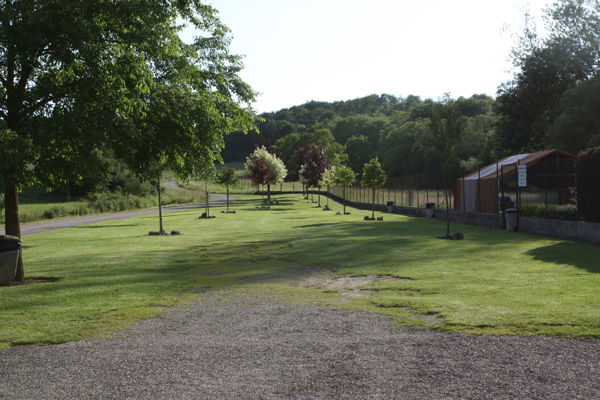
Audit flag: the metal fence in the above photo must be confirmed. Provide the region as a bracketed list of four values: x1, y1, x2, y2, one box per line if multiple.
[239, 157, 578, 220]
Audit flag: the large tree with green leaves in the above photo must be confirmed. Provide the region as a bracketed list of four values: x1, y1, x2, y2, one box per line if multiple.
[0, 1, 256, 281]
[497, 0, 600, 153]
[361, 158, 387, 220]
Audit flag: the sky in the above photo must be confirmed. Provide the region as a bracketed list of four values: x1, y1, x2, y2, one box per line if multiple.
[182, 0, 554, 113]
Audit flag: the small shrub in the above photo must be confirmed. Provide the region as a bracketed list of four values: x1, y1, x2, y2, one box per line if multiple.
[519, 202, 578, 220]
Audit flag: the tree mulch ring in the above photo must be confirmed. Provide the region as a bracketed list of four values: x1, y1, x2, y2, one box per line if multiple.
[198, 213, 216, 219]
[221, 210, 237, 214]
[322, 206, 331, 211]
[364, 216, 376, 221]
[5, 277, 59, 287]
[148, 231, 181, 236]
[437, 232, 464, 240]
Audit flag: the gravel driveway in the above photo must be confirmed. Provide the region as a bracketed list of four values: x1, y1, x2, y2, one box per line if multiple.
[1, 289, 598, 399]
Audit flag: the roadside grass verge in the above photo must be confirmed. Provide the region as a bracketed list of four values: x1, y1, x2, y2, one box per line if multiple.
[0, 186, 205, 225]
[1, 193, 599, 350]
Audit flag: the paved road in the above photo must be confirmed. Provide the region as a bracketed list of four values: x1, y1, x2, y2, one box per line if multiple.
[0, 194, 231, 236]
[1, 289, 599, 399]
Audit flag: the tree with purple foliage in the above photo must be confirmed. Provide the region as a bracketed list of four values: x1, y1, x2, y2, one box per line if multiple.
[299, 143, 330, 207]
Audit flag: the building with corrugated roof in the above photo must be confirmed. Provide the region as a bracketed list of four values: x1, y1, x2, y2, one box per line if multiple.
[454, 149, 576, 214]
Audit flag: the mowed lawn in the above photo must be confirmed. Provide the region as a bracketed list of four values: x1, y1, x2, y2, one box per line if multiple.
[1, 194, 599, 350]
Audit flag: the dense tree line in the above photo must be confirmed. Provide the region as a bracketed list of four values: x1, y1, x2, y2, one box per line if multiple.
[224, 93, 500, 178]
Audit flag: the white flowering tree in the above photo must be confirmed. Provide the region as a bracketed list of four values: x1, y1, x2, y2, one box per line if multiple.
[245, 146, 287, 206]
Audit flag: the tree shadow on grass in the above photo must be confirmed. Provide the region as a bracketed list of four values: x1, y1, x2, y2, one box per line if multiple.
[526, 242, 600, 273]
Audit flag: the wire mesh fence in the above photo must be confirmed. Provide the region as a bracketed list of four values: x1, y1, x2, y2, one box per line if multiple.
[239, 154, 579, 221]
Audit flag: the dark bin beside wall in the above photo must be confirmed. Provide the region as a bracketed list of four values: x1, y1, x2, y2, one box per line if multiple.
[0, 235, 22, 285]
[425, 202, 435, 218]
[386, 201, 395, 212]
[505, 208, 519, 232]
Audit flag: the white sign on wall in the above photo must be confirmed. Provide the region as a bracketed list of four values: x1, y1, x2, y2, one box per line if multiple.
[518, 165, 527, 187]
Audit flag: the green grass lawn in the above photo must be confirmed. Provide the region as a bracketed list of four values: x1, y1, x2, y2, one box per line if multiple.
[1, 194, 599, 350]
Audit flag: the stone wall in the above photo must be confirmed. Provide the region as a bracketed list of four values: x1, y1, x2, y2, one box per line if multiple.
[518, 216, 600, 245]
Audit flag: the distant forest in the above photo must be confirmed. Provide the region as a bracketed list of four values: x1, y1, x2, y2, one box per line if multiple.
[224, 0, 600, 179]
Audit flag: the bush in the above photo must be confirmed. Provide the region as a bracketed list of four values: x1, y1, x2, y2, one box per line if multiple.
[577, 147, 600, 222]
[89, 192, 155, 213]
[519, 202, 578, 220]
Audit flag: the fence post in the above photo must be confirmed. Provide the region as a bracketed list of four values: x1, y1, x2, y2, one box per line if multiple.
[477, 165, 481, 213]
[462, 176, 466, 213]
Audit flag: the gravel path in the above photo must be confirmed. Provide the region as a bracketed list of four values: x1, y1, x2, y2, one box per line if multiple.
[1, 290, 598, 399]
[0, 194, 232, 236]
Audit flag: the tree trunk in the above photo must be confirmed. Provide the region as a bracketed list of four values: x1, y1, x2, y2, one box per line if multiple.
[267, 184, 271, 206]
[317, 187, 321, 207]
[157, 175, 164, 234]
[226, 186, 230, 212]
[260, 185, 264, 207]
[326, 186, 329, 207]
[205, 180, 210, 216]
[343, 187, 346, 214]
[445, 187, 450, 237]
[372, 188, 376, 219]
[4, 183, 24, 281]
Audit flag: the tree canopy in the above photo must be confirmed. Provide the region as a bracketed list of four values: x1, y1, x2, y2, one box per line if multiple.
[244, 146, 287, 187]
[298, 143, 330, 188]
[497, 0, 600, 154]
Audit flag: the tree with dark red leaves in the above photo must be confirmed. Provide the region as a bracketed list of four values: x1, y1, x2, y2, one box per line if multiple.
[299, 144, 330, 206]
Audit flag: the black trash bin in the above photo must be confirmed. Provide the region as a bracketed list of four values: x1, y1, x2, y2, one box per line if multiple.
[0, 235, 22, 285]
[386, 201, 395, 213]
[425, 202, 435, 218]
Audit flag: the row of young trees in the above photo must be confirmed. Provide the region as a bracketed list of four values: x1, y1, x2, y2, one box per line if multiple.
[244, 142, 388, 219]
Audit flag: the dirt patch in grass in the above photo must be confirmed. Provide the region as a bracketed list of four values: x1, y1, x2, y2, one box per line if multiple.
[295, 272, 413, 290]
